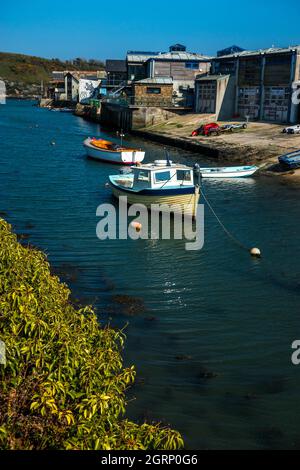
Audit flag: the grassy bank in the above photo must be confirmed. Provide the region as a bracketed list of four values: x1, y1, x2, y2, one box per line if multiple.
[0, 219, 183, 450]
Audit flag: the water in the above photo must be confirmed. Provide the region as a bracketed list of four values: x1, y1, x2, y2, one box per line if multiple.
[1, 100, 300, 449]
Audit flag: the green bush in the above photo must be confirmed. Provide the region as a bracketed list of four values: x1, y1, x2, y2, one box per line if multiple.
[0, 220, 183, 450]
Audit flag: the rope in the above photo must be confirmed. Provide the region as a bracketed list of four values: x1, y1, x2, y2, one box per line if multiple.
[195, 175, 300, 295]
[159, 170, 177, 189]
[200, 181, 250, 252]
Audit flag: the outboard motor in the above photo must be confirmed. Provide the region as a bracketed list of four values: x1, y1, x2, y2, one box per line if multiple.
[193, 163, 202, 186]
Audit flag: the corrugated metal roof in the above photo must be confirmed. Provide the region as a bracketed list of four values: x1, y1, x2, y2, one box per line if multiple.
[153, 51, 212, 61]
[64, 71, 106, 80]
[135, 77, 173, 85]
[127, 53, 160, 62]
[216, 45, 300, 59]
[196, 74, 230, 81]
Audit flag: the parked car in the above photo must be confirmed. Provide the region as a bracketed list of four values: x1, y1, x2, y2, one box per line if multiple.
[282, 124, 300, 134]
[221, 123, 248, 132]
[191, 123, 220, 137]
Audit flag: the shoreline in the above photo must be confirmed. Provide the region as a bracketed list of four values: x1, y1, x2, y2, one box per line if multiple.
[38, 101, 300, 181]
[131, 128, 300, 181]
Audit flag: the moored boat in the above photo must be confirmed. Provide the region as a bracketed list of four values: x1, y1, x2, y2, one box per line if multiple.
[278, 150, 300, 170]
[84, 137, 145, 165]
[108, 160, 200, 218]
[199, 165, 258, 178]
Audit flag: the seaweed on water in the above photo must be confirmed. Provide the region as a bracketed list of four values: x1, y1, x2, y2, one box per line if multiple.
[110, 295, 146, 317]
[52, 262, 83, 283]
[16, 233, 30, 241]
[197, 367, 219, 380]
[175, 355, 193, 361]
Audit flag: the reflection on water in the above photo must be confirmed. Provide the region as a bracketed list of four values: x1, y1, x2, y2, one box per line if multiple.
[1, 100, 300, 449]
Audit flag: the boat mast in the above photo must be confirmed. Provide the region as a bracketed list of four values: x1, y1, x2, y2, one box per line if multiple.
[120, 129, 125, 147]
[165, 148, 171, 166]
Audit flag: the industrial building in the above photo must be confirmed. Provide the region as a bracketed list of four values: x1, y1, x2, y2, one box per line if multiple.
[146, 46, 211, 104]
[105, 60, 127, 87]
[195, 46, 300, 123]
[125, 45, 211, 107]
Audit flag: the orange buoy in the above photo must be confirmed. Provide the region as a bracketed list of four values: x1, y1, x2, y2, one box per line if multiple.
[130, 221, 142, 232]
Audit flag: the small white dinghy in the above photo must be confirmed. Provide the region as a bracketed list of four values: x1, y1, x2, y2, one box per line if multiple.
[84, 137, 145, 165]
[200, 165, 258, 178]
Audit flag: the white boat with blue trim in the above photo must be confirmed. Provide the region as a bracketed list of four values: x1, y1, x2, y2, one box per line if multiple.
[108, 160, 200, 218]
[200, 165, 258, 178]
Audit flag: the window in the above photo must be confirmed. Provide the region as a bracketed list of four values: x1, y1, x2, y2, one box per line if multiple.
[155, 171, 171, 183]
[177, 170, 191, 182]
[137, 170, 149, 181]
[146, 87, 161, 94]
[185, 61, 199, 70]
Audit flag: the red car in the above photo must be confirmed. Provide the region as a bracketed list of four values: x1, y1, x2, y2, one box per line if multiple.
[191, 123, 220, 137]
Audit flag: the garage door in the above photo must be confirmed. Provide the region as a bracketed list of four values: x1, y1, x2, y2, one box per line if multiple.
[263, 87, 289, 122]
[196, 82, 216, 114]
[238, 87, 260, 119]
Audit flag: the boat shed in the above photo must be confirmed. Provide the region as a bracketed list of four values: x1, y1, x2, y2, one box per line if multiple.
[205, 46, 300, 123]
[195, 74, 233, 119]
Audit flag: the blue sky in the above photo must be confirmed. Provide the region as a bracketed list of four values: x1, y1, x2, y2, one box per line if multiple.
[0, 0, 299, 60]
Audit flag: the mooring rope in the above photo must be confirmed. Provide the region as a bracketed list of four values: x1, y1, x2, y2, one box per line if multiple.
[200, 182, 250, 252]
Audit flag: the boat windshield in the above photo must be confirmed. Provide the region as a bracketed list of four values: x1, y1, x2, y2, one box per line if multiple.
[155, 171, 171, 183]
[137, 170, 150, 182]
[177, 170, 192, 182]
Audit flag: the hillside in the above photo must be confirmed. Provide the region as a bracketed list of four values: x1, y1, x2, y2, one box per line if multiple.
[0, 52, 105, 98]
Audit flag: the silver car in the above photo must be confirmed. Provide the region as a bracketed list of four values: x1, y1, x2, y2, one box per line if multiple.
[283, 124, 300, 134]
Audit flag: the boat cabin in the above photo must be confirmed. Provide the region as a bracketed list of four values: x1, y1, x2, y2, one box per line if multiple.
[131, 162, 195, 190]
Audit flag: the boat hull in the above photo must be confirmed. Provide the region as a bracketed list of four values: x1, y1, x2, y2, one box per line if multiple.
[84, 138, 145, 165]
[109, 181, 200, 218]
[200, 166, 258, 178]
[279, 153, 300, 170]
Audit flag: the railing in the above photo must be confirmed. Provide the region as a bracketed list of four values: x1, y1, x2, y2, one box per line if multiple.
[106, 79, 128, 87]
[102, 95, 194, 108]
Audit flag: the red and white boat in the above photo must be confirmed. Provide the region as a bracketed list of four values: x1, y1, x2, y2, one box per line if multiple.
[83, 137, 145, 165]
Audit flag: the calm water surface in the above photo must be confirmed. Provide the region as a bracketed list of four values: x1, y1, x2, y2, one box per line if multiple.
[1, 100, 300, 449]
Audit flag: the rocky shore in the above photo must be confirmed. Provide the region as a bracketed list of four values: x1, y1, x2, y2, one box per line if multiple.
[4, 80, 42, 100]
[130, 115, 300, 180]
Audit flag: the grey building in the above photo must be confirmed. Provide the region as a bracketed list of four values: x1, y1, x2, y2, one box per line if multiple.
[195, 46, 300, 123]
[147, 48, 211, 105]
[105, 60, 127, 86]
[126, 51, 161, 82]
[195, 75, 233, 119]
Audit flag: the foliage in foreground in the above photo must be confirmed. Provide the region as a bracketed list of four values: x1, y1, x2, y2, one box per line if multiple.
[0, 220, 183, 450]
